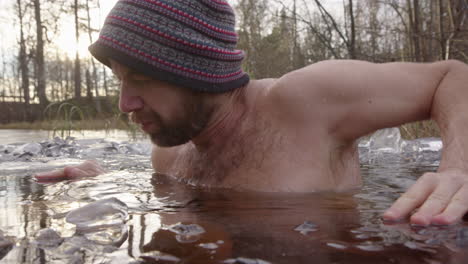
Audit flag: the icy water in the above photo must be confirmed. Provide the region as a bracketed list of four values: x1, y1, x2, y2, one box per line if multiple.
[0, 128, 467, 264]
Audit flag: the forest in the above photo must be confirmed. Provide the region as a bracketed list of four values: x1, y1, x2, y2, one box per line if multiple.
[0, 0, 467, 128]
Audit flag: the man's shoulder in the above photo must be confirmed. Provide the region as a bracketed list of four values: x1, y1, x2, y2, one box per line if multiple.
[254, 66, 326, 124]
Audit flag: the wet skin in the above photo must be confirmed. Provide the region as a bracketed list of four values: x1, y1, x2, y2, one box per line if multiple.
[36, 59, 468, 226]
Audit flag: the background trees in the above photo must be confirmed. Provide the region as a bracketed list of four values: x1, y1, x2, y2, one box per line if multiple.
[0, 0, 467, 122]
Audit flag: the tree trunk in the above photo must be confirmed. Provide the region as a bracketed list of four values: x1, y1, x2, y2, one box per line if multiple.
[86, 69, 92, 99]
[33, 0, 49, 106]
[74, 0, 82, 98]
[348, 0, 356, 59]
[437, 0, 446, 60]
[17, 0, 30, 108]
[103, 65, 109, 96]
[412, 0, 422, 61]
[86, 0, 99, 98]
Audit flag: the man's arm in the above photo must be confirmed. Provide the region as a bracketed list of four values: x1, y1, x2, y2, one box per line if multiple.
[272, 59, 468, 225]
[34, 160, 105, 182]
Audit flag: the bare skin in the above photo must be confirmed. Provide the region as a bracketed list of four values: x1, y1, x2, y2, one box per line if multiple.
[36, 59, 468, 226]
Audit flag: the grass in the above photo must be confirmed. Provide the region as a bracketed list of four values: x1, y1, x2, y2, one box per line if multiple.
[0, 100, 141, 139]
[0, 118, 132, 131]
[400, 120, 440, 140]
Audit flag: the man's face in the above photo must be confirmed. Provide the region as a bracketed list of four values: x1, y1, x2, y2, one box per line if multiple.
[110, 60, 213, 147]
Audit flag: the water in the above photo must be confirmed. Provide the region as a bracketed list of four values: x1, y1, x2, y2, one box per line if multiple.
[0, 128, 467, 264]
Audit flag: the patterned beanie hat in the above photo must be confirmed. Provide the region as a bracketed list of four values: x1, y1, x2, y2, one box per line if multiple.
[89, 0, 249, 93]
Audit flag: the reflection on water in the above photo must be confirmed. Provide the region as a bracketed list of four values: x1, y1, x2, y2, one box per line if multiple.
[0, 129, 467, 264]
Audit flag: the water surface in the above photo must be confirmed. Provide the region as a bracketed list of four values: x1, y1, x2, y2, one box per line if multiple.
[0, 128, 467, 264]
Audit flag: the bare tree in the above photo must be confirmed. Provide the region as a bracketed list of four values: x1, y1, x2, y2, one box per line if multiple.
[33, 0, 49, 106]
[74, 0, 82, 98]
[17, 0, 30, 106]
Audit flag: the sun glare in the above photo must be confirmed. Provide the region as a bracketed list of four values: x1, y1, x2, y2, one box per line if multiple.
[54, 0, 118, 59]
[56, 31, 93, 59]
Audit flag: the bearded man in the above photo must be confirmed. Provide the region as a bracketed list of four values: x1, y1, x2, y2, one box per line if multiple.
[36, 0, 468, 226]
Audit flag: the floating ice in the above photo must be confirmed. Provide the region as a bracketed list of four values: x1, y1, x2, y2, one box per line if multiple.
[140, 252, 181, 263]
[355, 243, 385, 252]
[368, 127, 403, 152]
[326, 242, 348, 250]
[13, 143, 42, 156]
[199, 242, 219, 250]
[0, 230, 15, 260]
[66, 198, 128, 230]
[224, 257, 272, 264]
[359, 127, 442, 165]
[0, 136, 153, 164]
[33, 228, 64, 248]
[168, 223, 206, 243]
[294, 221, 318, 235]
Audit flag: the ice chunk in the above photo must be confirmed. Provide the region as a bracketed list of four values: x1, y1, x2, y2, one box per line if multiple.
[13, 143, 42, 156]
[368, 127, 403, 152]
[168, 223, 205, 243]
[33, 228, 64, 248]
[140, 252, 181, 263]
[66, 198, 128, 230]
[224, 257, 272, 264]
[199, 242, 219, 250]
[294, 221, 318, 235]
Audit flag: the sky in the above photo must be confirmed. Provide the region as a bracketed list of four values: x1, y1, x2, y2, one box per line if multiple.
[0, 0, 344, 61]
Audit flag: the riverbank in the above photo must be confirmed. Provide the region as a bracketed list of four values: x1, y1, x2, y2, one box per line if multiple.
[0, 118, 135, 131]
[1, 119, 440, 141]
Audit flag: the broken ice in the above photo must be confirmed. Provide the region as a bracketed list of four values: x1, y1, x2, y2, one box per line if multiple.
[294, 221, 318, 235]
[66, 197, 128, 231]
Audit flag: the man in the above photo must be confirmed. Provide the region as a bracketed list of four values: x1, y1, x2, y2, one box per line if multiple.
[36, 0, 468, 227]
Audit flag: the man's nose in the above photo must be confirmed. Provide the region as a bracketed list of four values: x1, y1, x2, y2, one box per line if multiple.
[119, 85, 144, 113]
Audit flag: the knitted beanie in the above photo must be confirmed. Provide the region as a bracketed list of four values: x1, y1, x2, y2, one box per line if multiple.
[89, 0, 249, 93]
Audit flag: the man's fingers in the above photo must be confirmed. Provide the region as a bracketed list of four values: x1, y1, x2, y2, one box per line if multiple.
[383, 173, 436, 221]
[431, 185, 468, 225]
[63, 167, 87, 179]
[410, 180, 462, 225]
[34, 169, 67, 181]
[34, 160, 104, 182]
[79, 160, 106, 176]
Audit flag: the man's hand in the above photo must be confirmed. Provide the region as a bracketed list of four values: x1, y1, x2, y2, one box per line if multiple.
[34, 160, 106, 182]
[383, 169, 468, 225]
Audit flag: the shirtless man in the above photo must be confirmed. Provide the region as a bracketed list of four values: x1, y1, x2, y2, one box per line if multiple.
[35, 0, 468, 227]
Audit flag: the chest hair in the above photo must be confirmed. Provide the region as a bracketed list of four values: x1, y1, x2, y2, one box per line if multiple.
[171, 116, 284, 187]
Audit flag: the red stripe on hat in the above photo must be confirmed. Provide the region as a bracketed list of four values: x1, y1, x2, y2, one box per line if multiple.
[139, 0, 237, 38]
[100, 35, 243, 80]
[108, 15, 242, 56]
[208, 0, 229, 5]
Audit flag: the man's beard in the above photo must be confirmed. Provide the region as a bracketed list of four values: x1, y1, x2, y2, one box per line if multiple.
[146, 102, 212, 147]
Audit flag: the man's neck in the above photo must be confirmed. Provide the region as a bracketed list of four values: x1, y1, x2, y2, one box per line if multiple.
[191, 85, 248, 152]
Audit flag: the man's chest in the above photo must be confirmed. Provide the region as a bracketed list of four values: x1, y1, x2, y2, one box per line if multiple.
[155, 126, 361, 192]
[168, 123, 286, 188]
